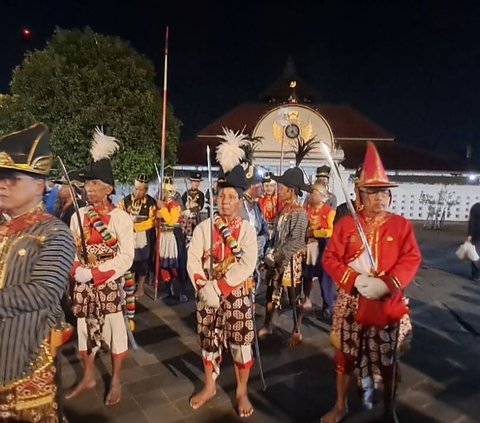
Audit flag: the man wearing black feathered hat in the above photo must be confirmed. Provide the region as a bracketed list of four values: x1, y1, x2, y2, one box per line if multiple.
[187, 128, 257, 418]
[0, 123, 75, 421]
[260, 166, 310, 346]
[66, 127, 134, 406]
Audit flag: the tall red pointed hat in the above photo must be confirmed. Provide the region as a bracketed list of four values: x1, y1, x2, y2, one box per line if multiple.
[357, 141, 397, 188]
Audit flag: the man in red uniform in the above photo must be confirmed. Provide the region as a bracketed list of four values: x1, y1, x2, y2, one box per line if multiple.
[302, 182, 336, 315]
[321, 142, 422, 423]
[257, 171, 277, 232]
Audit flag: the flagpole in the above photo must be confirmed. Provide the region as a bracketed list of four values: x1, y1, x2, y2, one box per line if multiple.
[154, 26, 169, 301]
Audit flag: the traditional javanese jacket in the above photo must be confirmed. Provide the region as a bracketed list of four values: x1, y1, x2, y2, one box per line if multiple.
[323, 211, 422, 296]
[187, 217, 257, 297]
[270, 203, 308, 270]
[157, 200, 182, 230]
[119, 194, 156, 234]
[0, 209, 75, 383]
[306, 204, 335, 239]
[70, 206, 134, 292]
[182, 189, 205, 215]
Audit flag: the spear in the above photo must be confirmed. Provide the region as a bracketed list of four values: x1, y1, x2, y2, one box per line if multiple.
[160, 26, 169, 189]
[57, 157, 87, 263]
[154, 26, 170, 301]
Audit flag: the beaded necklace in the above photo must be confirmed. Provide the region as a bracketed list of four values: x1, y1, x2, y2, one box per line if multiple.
[84, 205, 136, 323]
[213, 211, 243, 259]
[85, 205, 118, 249]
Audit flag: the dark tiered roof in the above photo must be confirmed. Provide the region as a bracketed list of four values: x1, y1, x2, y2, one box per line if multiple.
[259, 57, 318, 104]
[178, 60, 477, 173]
[178, 103, 395, 166]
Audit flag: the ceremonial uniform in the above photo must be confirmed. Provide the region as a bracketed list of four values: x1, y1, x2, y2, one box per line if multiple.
[71, 205, 134, 355]
[323, 211, 421, 377]
[182, 172, 205, 239]
[187, 128, 260, 417]
[188, 215, 257, 378]
[311, 165, 337, 209]
[304, 202, 336, 314]
[0, 124, 76, 422]
[269, 203, 308, 289]
[320, 142, 421, 423]
[258, 194, 277, 228]
[119, 191, 156, 278]
[261, 166, 311, 345]
[157, 198, 182, 281]
[258, 171, 277, 233]
[66, 127, 133, 406]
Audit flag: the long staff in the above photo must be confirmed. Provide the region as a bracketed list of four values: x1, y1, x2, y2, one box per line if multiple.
[154, 26, 170, 301]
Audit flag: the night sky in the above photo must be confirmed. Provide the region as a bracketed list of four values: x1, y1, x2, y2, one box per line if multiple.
[1, 0, 479, 161]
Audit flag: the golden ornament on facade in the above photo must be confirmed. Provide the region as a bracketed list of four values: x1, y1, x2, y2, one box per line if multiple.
[272, 110, 313, 145]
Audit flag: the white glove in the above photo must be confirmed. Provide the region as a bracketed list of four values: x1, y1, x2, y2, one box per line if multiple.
[75, 267, 93, 283]
[355, 275, 389, 300]
[199, 280, 222, 309]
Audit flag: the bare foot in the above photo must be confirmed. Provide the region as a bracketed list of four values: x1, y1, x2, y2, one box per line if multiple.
[302, 298, 313, 310]
[64, 378, 96, 400]
[258, 326, 272, 338]
[189, 385, 216, 410]
[105, 378, 122, 406]
[135, 287, 144, 298]
[287, 331, 303, 347]
[320, 406, 348, 423]
[237, 393, 254, 418]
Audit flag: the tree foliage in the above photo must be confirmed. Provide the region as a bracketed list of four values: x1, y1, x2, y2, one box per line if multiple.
[0, 27, 181, 182]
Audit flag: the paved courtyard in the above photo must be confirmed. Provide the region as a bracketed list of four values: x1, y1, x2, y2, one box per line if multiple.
[61, 222, 480, 423]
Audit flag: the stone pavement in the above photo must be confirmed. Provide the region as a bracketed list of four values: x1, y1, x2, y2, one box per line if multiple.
[61, 222, 480, 423]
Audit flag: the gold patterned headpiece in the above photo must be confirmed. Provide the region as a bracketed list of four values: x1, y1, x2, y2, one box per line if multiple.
[0, 123, 52, 176]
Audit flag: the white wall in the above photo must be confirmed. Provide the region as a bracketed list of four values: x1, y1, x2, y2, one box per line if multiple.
[112, 175, 480, 223]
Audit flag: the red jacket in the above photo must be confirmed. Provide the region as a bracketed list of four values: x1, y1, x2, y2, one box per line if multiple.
[322, 211, 422, 296]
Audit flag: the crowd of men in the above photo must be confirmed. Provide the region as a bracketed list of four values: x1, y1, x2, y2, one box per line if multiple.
[0, 123, 423, 423]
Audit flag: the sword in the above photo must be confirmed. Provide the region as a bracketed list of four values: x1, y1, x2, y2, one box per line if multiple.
[206, 146, 214, 278]
[320, 142, 377, 273]
[250, 283, 267, 391]
[58, 157, 87, 263]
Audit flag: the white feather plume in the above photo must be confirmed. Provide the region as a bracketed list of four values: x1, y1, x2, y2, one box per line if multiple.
[90, 126, 120, 162]
[215, 127, 247, 172]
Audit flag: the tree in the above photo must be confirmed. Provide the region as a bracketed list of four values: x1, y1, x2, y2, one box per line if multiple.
[1, 27, 181, 182]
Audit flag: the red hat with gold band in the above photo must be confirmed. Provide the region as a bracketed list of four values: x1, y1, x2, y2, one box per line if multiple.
[357, 141, 397, 189]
